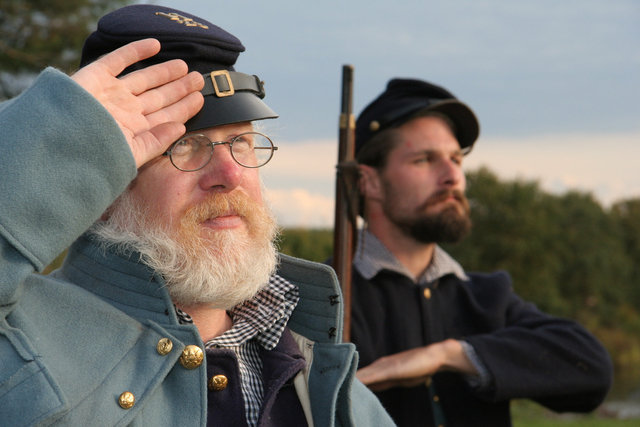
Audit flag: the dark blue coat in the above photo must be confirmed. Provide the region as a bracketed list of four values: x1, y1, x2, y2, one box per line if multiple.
[350, 268, 613, 427]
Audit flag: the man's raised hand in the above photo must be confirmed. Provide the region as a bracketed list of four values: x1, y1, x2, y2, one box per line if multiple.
[71, 38, 204, 167]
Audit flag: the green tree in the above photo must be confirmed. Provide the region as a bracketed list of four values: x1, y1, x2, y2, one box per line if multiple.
[277, 228, 333, 262]
[550, 191, 631, 326]
[611, 199, 640, 313]
[444, 167, 567, 314]
[0, 0, 130, 99]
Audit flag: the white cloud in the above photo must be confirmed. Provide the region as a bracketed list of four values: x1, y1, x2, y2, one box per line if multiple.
[266, 188, 334, 228]
[261, 132, 640, 228]
[261, 138, 337, 228]
[466, 131, 640, 206]
[261, 137, 338, 193]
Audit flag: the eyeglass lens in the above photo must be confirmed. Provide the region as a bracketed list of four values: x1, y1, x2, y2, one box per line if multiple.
[169, 132, 275, 171]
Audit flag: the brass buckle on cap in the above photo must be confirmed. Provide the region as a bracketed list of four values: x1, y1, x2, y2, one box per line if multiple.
[210, 70, 235, 97]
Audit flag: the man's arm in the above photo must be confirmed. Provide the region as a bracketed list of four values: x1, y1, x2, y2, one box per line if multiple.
[464, 293, 613, 412]
[357, 289, 612, 412]
[356, 338, 477, 391]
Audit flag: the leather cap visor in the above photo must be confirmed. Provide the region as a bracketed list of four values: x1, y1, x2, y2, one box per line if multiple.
[186, 91, 278, 132]
[411, 100, 479, 154]
[185, 71, 278, 132]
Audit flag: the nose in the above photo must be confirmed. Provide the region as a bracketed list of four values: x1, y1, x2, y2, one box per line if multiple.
[439, 158, 464, 188]
[197, 143, 244, 192]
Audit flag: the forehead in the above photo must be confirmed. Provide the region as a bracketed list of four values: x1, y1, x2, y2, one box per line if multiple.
[393, 116, 461, 154]
[191, 121, 253, 139]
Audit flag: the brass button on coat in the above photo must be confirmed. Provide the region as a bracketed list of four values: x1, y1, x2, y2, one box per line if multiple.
[423, 288, 432, 299]
[180, 345, 204, 369]
[118, 391, 135, 409]
[156, 338, 173, 355]
[208, 374, 228, 391]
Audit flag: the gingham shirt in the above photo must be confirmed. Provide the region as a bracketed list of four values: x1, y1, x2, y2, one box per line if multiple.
[177, 274, 299, 426]
[353, 229, 491, 389]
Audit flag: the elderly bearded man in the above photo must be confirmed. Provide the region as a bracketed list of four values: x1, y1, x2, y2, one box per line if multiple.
[0, 5, 393, 426]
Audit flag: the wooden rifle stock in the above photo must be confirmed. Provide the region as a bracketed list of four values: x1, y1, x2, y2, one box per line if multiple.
[333, 65, 358, 342]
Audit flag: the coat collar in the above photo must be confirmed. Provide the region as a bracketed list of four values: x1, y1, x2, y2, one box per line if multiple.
[61, 233, 180, 326]
[62, 234, 344, 344]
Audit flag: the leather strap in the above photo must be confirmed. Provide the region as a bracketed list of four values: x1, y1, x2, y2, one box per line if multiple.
[201, 70, 265, 99]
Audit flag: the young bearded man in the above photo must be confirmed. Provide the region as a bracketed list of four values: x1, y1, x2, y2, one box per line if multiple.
[348, 78, 613, 427]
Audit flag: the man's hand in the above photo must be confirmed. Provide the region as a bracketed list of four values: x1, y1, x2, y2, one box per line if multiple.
[71, 38, 204, 168]
[356, 339, 478, 392]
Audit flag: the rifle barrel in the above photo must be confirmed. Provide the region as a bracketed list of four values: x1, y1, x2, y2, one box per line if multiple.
[333, 64, 356, 342]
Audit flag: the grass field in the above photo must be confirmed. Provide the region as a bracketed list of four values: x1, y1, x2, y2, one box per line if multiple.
[515, 419, 639, 427]
[512, 400, 640, 426]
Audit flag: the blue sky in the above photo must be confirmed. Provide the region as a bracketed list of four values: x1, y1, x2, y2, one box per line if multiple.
[149, 0, 640, 226]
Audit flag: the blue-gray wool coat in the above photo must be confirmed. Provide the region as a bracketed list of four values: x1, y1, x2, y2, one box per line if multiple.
[0, 69, 395, 427]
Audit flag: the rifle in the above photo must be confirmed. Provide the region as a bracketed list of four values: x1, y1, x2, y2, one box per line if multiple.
[333, 65, 359, 342]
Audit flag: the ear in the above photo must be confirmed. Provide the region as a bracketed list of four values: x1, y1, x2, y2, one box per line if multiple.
[358, 164, 383, 201]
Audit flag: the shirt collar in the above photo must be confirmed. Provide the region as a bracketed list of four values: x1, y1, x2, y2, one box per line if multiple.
[176, 274, 299, 351]
[353, 229, 468, 284]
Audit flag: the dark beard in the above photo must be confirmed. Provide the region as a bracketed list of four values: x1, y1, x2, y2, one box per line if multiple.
[389, 189, 472, 244]
[398, 205, 471, 244]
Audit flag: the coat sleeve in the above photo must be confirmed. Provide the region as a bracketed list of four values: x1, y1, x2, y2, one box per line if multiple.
[0, 68, 136, 313]
[464, 272, 613, 413]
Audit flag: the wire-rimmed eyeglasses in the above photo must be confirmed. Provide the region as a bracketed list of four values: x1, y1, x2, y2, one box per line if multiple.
[163, 131, 278, 172]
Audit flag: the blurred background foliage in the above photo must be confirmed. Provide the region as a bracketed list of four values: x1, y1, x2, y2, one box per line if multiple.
[279, 167, 640, 373]
[0, 0, 129, 100]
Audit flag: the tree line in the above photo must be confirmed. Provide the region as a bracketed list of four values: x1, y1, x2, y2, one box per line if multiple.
[278, 167, 640, 370]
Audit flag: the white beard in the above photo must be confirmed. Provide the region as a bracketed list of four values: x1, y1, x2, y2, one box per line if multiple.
[90, 190, 279, 310]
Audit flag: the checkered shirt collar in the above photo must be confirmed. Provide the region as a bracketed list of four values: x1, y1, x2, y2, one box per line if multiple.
[176, 274, 299, 350]
[354, 229, 468, 284]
